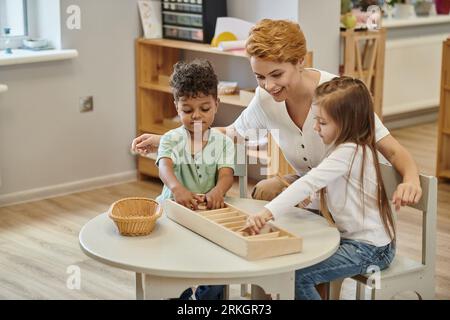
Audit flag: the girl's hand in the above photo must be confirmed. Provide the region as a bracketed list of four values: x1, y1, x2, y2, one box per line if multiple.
[131, 133, 161, 155]
[205, 188, 225, 210]
[244, 209, 274, 235]
[173, 185, 200, 210]
[392, 182, 422, 211]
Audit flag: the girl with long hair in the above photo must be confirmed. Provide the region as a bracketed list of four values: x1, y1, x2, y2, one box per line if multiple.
[246, 77, 396, 300]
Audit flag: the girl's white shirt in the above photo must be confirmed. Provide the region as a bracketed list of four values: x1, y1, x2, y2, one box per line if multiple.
[233, 68, 393, 246]
[265, 143, 393, 247]
[232, 68, 390, 176]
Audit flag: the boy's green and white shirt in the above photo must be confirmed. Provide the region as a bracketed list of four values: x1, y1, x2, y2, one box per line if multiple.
[156, 127, 235, 203]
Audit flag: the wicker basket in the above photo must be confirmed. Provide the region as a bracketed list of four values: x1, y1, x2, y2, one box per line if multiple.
[108, 197, 162, 236]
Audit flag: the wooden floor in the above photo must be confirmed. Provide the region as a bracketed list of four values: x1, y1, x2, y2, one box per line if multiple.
[0, 122, 449, 300]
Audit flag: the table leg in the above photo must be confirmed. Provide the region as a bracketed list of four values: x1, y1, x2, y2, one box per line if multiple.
[251, 271, 295, 300]
[241, 284, 249, 298]
[143, 275, 195, 300]
[140, 272, 295, 300]
[136, 273, 144, 300]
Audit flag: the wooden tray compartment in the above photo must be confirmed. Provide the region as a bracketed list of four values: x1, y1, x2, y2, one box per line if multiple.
[164, 199, 302, 260]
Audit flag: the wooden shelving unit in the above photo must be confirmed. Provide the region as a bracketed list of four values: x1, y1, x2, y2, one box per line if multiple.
[340, 28, 386, 117]
[437, 38, 450, 181]
[135, 38, 312, 179]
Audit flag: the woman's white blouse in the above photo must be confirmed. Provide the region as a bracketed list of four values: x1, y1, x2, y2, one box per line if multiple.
[232, 69, 390, 176]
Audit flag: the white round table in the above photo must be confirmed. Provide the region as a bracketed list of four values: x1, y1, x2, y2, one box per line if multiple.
[79, 197, 340, 299]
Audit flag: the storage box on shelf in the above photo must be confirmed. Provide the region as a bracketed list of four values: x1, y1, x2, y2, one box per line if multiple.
[437, 38, 450, 180]
[161, 0, 226, 43]
[135, 38, 312, 179]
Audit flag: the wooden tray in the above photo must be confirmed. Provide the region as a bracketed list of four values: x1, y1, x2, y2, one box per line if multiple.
[164, 199, 302, 260]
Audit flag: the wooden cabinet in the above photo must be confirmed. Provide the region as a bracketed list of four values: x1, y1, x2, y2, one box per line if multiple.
[437, 38, 450, 180]
[135, 38, 312, 179]
[340, 28, 386, 117]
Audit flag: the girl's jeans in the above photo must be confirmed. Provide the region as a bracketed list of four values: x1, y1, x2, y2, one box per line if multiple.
[179, 285, 224, 300]
[295, 238, 395, 300]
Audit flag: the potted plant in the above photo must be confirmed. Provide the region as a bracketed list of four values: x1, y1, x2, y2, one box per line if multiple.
[414, 0, 432, 16]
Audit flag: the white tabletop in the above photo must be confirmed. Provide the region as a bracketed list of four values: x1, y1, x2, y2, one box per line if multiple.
[79, 197, 340, 279]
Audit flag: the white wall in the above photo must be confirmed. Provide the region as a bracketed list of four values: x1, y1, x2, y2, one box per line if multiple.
[227, 0, 340, 73]
[0, 0, 141, 203]
[227, 0, 298, 22]
[298, 0, 340, 74]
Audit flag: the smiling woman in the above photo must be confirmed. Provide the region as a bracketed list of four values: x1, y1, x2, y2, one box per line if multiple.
[0, 0, 27, 38]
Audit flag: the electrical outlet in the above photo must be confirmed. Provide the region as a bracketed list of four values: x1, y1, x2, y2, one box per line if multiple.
[79, 96, 94, 113]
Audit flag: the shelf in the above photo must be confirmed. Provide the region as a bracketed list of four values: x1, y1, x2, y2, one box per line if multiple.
[139, 79, 252, 108]
[0, 49, 78, 66]
[138, 156, 159, 177]
[140, 82, 172, 94]
[138, 38, 248, 58]
[437, 39, 450, 179]
[135, 127, 268, 163]
[382, 14, 450, 29]
[139, 123, 173, 135]
[438, 169, 450, 179]
[248, 148, 268, 163]
[219, 94, 250, 108]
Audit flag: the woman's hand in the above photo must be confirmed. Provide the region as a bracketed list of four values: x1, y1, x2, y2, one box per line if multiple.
[131, 133, 161, 155]
[392, 182, 422, 211]
[205, 187, 225, 210]
[376, 135, 423, 211]
[244, 209, 274, 235]
[173, 185, 202, 210]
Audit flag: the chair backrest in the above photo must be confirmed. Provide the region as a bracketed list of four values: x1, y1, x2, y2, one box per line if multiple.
[234, 136, 248, 198]
[380, 163, 437, 267]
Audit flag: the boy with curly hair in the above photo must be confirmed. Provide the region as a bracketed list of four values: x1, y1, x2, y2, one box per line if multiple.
[156, 59, 235, 210]
[156, 59, 235, 300]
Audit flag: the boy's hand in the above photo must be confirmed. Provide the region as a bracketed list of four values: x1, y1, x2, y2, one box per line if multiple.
[205, 187, 225, 210]
[173, 185, 201, 210]
[244, 209, 274, 235]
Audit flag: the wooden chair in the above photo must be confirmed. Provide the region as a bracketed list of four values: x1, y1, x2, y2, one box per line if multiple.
[329, 163, 437, 300]
[222, 136, 248, 299]
[340, 28, 386, 118]
[234, 136, 249, 199]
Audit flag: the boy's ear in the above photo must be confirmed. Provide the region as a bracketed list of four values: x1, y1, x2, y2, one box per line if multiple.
[215, 98, 220, 112]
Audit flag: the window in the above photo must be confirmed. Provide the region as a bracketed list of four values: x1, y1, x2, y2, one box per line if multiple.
[0, 0, 28, 37]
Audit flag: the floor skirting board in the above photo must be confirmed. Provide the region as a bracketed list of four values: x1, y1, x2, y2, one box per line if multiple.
[0, 171, 137, 208]
[384, 107, 438, 131]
